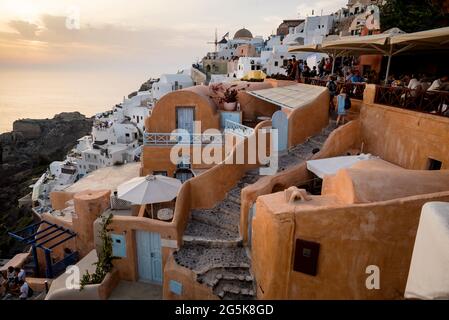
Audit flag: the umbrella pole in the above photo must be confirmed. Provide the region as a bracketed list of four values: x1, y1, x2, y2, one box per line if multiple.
[331, 53, 336, 74]
[384, 53, 392, 85]
[151, 203, 154, 219]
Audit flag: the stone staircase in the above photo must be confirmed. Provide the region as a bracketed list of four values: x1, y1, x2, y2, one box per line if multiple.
[173, 121, 337, 300]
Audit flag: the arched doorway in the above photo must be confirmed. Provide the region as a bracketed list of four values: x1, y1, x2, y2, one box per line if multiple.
[271, 110, 288, 153]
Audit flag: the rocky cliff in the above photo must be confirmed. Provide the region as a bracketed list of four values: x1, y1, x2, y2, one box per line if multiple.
[0, 112, 93, 257]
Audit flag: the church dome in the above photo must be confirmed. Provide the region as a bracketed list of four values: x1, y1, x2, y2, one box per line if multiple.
[233, 28, 253, 39]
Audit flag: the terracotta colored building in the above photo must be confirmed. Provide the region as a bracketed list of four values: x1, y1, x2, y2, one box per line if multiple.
[37, 79, 449, 300]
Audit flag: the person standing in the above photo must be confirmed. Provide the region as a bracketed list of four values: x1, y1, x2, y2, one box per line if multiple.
[326, 75, 338, 112]
[318, 57, 325, 77]
[286, 59, 293, 78]
[336, 87, 349, 126]
[289, 57, 298, 80]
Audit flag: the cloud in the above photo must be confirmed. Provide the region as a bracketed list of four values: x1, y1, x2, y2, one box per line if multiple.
[8, 20, 40, 38]
[0, 14, 211, 72]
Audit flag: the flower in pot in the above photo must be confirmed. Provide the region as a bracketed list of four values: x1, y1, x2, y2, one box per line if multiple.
[223, 87, 239, 111]
[209, 83, 248, 111]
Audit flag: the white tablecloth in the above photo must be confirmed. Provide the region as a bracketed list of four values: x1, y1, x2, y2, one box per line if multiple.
[306, 154, 376, 179]
[405, 202, 449, 300]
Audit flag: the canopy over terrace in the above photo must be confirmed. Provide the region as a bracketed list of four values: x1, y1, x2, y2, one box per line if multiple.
[318, 27, 449, 83]
[247, 84, 327, 109]
[288, 43, 357, 74]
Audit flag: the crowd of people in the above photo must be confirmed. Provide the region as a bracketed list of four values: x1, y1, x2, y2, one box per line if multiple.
[285, 56, 372, 85]
[284, 54, 449, 120]
[285, 54, 449, 92]
[1, 266, 33, 300]
[387, 74, 449, 93]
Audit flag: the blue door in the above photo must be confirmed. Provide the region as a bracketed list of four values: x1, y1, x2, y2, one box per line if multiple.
[271, 111, 288, 152]
[136, 231, 162, 284]
[176, 107, 195, 136]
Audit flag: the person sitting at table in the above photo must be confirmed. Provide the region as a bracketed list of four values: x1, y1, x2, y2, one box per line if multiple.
[6, 266, 16, 286]
[350, 70, 364, 83]
[15, 267, 26, 282]
[401, 75, 422, 99]
[428, 75, 449, 91]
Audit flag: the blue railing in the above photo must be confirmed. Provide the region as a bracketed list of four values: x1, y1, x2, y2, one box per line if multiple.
[224, 120, 255, 137]
[51, 251, 79, 278]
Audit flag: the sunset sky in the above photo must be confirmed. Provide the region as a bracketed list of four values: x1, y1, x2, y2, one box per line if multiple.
[0, 0, 347, 75]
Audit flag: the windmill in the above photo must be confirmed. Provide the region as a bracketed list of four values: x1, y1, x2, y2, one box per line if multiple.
[207, 28, 219, 53]
[207, 29, 229, 53]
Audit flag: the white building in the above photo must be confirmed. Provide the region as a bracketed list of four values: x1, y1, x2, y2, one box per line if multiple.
[283, 15, 335, 46]
[213, 28, 265, 60]
[151, 73, 194, 101]
[235, 57, 263, 79]
[119, 91, 152, 133]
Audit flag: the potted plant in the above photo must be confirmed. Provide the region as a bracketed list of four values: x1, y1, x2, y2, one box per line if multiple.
[209, 83, 248, 111]
[223, 87, 239, 111]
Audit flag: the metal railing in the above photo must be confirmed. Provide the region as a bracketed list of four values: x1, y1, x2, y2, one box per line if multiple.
[303, 77, 366, 100]
[144, 132, 224, 146]
[375, 86, 449, 117]
[224, 119, 255, 137]
[51, 251, 79, 278]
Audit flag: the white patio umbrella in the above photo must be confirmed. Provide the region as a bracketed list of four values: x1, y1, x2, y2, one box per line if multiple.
[117, 175, 182, 218]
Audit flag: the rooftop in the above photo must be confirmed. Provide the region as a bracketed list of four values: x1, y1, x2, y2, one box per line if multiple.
[65, 162, 140, 193]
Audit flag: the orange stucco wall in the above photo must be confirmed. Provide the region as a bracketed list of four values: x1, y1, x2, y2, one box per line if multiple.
[72, 190, 111, 257]
[241, 120, 362, 243]
[360, 103, 449, 170]
[286, 86, 329, 148]
[250, 85, 449, 299]
[145, 87, 220, 134]
[50, 191, 75, 210]
[141, 144, 229, 177]
[163, 255, 218, 300]
[252, 191, 449, 299]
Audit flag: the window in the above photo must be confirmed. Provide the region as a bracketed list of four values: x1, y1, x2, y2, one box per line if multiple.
[274, 61, 279, 67]
[428, 158, 442, 170]
[153, 171, 168, 176]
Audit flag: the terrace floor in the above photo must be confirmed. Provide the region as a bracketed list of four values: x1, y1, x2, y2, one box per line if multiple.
[108, 281, 162, 300]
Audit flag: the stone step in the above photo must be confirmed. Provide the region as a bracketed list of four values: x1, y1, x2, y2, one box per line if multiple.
[191, 208, 239, 232]
[173, 244, 250, 275]
[197, 267, 254, 287]
[228, 188, 241, 200]
[215, 281, 255, 300]
[226, 193, 241, 206]
[217, 201, 241, 216]
[183, 220, 240, 246]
